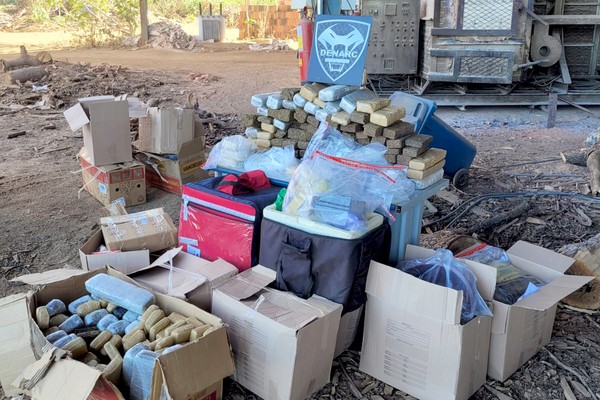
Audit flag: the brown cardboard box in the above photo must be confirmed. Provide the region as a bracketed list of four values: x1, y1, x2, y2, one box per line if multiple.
[458, 241, 593, 381]
[334, 305, 363, 358]
[0, 267, 235, 400]
[130, 247, 238, 311]
[211, 266, 342, 400]
[64, 96, 132, 166]
[79, 147, 146, 207]
[360, 246, 496, 400]
[79, 229, 150, 274]
[100, 208, 177, 252]
[136, 137, 210, 194]
[138, 107, 204, 155]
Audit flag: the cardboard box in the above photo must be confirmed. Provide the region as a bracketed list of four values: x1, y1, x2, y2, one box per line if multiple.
[334, 305, 363, 358]
[79, 229, 150, 274]
[79, 147, 146, 207]
[100, 208, 178, 253]
[360, 245, 496, 400]
[211, 266, 342, 400]
[136, 137, 211, 194]
[138, 107, 205, 155]
[64, 96, 132, 166]
[458, 241, 593, 381]
[130, 247, 238, 311]
[0, 267, 235, 399]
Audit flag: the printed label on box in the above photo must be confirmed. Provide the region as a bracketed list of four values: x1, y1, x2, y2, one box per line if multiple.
[98, 182, 107, 194]
[188, 245, 201, 257]
[180, 237, 199, 246]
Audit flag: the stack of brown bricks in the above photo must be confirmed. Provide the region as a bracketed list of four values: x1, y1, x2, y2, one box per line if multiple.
[239, 2, 300, 39]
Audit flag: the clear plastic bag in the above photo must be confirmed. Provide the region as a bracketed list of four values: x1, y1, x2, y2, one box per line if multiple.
[203, 135, 257, 170]
[339, 89, 378, 114]
[251, 92, 279, 108]
[315, 109, 329, 123]
[243, 145, 299, 181]
[319, 85, 358, 102]
[458, 244, 545, 305]
[283, 151, 399, 232]
[129, 349, 158, 400]
[123, 343, 150, 388]
[398, 249, 493, 324]
[85, 273, 155, 315]
[324, 100, 342, 115]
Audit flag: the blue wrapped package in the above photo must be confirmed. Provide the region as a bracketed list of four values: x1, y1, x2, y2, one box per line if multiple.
[340, 89, 378, 114]
[251, 92, 279, 108]
[123, 311, 140, 323]
[54, 333, 77, 348]
[84, 309, 109, 327]
[257, 107, 269, 117]
[273, 119, 290, 131]
[282, 100, 298, 110]
[315, 109, 329, 123]
[304, 101, 321, 116]
[97, 314, 119, 331]
[125, 320, 141, 334]
[108, 320, 129, 336]
[245, 127, 259, 138]
[130, 350, 160, 400]
[68, 295, 93, 314]
[319, 85, 358, 102]
[266, 94, 283, 110]
[293, 93, 308, 108]
[112, 306, 127, 319]
[46, 330, 67, 344]
[85, 274, 155, 315]
[123, 343, 150, 390]
[59, 315, 84, 333]
[324, 101, 342, 115]
[45, 299, 66, 317]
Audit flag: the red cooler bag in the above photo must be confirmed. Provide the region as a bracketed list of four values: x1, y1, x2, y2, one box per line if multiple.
[179, 176, 280, 271]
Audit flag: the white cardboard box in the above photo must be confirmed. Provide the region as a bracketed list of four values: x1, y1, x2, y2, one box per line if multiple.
[211, 266, 342, 400]
[138, 107, 199, 155]
[360, 245, 496, 400]
[458, 241, 593, 381]
[334, 305, 363, 358]
[130, 247, 238, 311]
[79, 229, 150, 274]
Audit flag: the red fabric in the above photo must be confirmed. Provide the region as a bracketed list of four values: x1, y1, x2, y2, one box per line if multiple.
[217, 170, 271, 195]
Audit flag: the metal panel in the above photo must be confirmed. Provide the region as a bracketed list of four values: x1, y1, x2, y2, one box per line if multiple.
[364, 0, 421, 74]
[427, 49, 515, 84]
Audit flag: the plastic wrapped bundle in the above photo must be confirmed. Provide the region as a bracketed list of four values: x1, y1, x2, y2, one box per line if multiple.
[398, 249, 493, 324]
[68, 295, 93, 314]
[303, 101, 321, 116]
[125, 320, 141, 334]
[107, 320, 129, 336]
[257, 106, 269, 117]
[266, 94, 283, 110]
[203, 135, 257, 171]
[53, 333, 77, 348]
[282, 100, 298, 110]
[123, 343, 150, 389]
[244, 145, 299, 181]
[251, 92, 279, 108]
[273, 119, 290, 131]
[324, 101, 342, 115]
[123, 311, 140, 323]
[46, 330, 67, 344]
[319, 85, 358, 101]
[97, 314, 119, 331]
[339, 89, 378, 114]
[293, 93, 308, 108]
[85, 274, 155, 315]
[458, 244, 545, 305]
[59, 315, 84, 333]
[84, 309, 109, 327]
[245, 127, 259, 138]
[112, 306, 127, 319]
[315, 109, 329, 123]
[130, 350, 160, 400]
[45, 299, 66, 317]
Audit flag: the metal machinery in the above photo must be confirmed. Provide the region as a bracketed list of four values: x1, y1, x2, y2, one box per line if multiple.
[294, 0, 600, 106]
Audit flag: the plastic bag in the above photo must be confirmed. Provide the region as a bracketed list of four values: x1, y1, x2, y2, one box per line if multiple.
[324, 100, 342, 115]
[315, 109, 329, 123]
[129, 350, 159, 400]
[398, 249, 493, 324]
[85, 274, 155, 315]
[339, 89, 378, 114]
[243, 145, 299, 181]
[458, 244, 545, 305]
[319, 85, 358, 102]
[203, 135, 257, 170]
[283, 151, 399, 232]
[123, 343, 150, 389]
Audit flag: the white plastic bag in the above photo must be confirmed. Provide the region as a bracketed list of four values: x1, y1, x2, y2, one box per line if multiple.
[244, 145, 299, 181]
[203, 135, 257, 170]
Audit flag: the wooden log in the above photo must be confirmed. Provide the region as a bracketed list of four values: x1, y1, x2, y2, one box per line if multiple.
[4, 66, 47, 84]
[0, 45, 42, 72]
[588, 149, 600, 196]
[473, 201, 530, 233]
[560, 149, 589, 166]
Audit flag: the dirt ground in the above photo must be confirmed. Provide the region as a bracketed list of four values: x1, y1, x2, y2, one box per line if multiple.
[1, 41, 600, 400]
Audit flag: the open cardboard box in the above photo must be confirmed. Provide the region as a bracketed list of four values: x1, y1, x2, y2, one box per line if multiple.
[130, 247, 238, 311]
[137, 107, 203, 155]
[360, 245, 496, 400]
[0, 266, 235, 400]
[457, 241, 593, 381]
[79, 229, 150, 274]
[211, 266, 342, 400]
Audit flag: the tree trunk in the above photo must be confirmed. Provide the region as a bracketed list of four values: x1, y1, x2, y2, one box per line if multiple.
[0, 45, 42, 72]
[4, 66, 47, 84]
[588, 149, 600, 196]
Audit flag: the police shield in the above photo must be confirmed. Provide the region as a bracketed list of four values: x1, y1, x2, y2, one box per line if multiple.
[308, 15, 372, 86]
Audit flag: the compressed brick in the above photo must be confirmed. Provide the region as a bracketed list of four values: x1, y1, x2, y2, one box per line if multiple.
[383, 121, 414, 139]
[355, 131, 368, 140]
[313, 98, 326, 109]
[287, 128, 303, 139]
[257, 116, 273, 124]
[356, 138, 370, 145]
[281, 87, 300, 101]
[340, 123, 361, 133]
[329, 122, 340, 130]
[370, 106, 406, 127]
[331, 111, 351, 126]
[385, 154, 397, 164]
[256, 139, 271, 148]
[282, 139, 298, 148]
[386, 139, 405, 149]
[409, 148, 447, 171]
[274, 109, 294, 122]
[356, 98, 391, 113]
[403, 146, 427, 157]
[271, 138, 285, 147]
[274, 129, 287, 138]
[267, 108, 278, 118]
[294, 109, 308, 123]
[397, 154, 413, 165]
[297, 141, 310, 150]
[242, 114, 259, 128]
[407, 160, 446, 180]
[298, 130, 313, 142]
[364, 123, 383, 137]
[405, 134, 433, 148]
[307, 115, 320, 127]
[350, 111, 370, 125]
[300, 83, 326, 102]
[261, 123, 277, 134]
[371, 136, 387, 144]
[257, 131, 274, 140]
[301, 123, 318, 135]
[385, 148, 401, 156]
